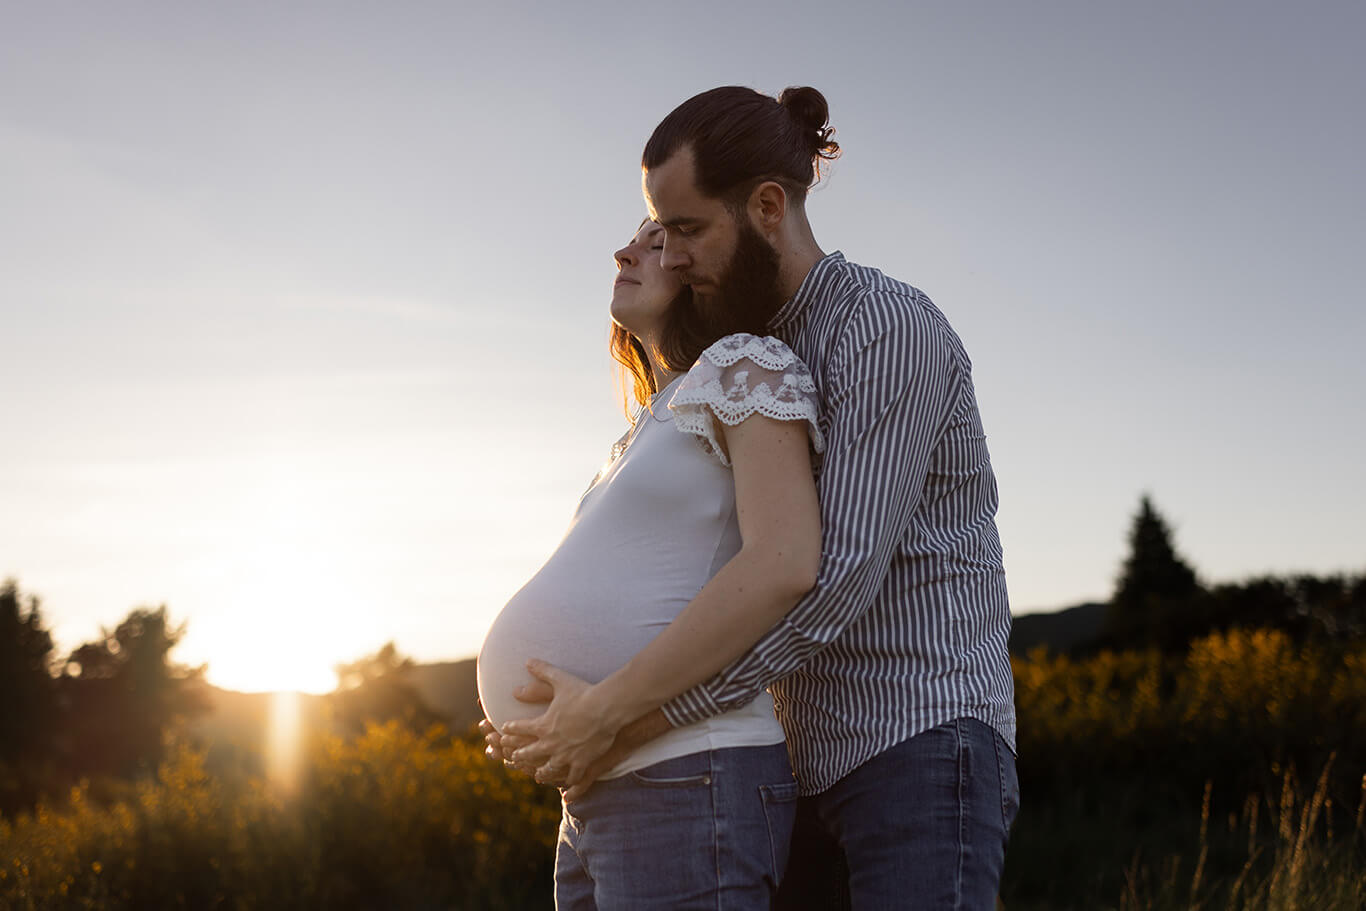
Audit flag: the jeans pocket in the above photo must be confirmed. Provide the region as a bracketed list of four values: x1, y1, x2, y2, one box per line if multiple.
[628, 752, 714, 789]
[760, 780, 799, 884]
[992, 732, 1021, 833]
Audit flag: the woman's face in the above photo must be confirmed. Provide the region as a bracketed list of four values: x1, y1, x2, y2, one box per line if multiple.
[610, 220, 683, 342]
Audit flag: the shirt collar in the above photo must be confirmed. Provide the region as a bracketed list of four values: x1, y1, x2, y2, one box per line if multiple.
[768, 250, 845, 331]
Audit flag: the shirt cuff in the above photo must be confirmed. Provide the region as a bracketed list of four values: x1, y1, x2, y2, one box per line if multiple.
[660, 684, 723, 729]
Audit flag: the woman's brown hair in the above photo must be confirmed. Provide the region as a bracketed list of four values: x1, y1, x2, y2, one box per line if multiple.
[608, 281, 768, 418]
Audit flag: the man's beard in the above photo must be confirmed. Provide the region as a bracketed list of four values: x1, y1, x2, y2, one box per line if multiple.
[692, 218, 785, 334]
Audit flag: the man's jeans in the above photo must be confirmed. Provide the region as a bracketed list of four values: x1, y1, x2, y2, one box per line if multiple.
[776, 718, 1020, 910]
[555, 743, 798, 910]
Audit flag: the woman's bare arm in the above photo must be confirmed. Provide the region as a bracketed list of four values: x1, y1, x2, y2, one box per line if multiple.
[503, 413, 820, 787]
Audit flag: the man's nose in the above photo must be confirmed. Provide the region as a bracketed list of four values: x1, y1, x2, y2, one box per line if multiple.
[659, 237, 689, 273]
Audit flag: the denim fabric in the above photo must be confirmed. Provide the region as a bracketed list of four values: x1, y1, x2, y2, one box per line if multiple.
[555, 743, 798, 910]
[774, 718, 1020, 910]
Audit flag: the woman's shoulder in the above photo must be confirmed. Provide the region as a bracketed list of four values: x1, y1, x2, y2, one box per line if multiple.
[670, 333, 825, 466]
[695, 332, 804, 372]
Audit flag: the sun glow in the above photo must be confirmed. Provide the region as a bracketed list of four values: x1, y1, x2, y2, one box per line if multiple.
[266, 690, 303, 794]
[183, 462, 391, 695]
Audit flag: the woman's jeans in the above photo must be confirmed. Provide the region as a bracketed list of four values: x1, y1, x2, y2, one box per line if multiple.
[776, 717, 1021, 910]
[554, 743, 797, 910]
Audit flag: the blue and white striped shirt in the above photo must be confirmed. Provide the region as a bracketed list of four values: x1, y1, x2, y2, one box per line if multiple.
[661, 252, 1017, 795]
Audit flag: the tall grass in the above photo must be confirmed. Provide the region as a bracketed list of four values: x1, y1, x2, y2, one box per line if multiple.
[1118, 762, 1366, 911]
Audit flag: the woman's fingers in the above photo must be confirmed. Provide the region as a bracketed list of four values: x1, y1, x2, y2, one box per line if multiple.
[513, 677, 556, 704]
[523, 658, 569, 686]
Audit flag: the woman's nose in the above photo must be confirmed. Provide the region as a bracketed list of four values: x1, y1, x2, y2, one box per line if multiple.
[614, 245, 637, 268]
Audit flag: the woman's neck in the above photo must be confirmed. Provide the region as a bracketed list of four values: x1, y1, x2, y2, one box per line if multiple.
[640, 339, 681, 396]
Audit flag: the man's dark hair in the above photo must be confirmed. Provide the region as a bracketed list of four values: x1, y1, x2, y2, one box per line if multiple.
[642, 85, 841, 209]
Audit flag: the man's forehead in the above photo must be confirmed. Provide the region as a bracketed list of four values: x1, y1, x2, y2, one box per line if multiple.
[643, 147, 713, 223]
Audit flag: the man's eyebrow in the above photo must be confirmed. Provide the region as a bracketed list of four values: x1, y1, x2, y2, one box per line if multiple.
[657, 216, 702, 229]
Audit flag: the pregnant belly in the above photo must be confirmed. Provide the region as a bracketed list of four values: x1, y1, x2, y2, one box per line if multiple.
[477, 587, 676, 732]
[477, 600, 574, 732]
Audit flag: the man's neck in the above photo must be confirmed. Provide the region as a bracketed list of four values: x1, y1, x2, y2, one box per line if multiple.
[778, 241, 826, 302]
[773, 213, 826, 300]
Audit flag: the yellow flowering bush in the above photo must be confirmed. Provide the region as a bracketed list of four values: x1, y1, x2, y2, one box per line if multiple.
[0, 723, 560, 909]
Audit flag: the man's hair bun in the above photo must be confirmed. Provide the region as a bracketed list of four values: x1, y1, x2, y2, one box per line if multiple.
[778, 86, 841, 162]
[644, 84, 840, 202]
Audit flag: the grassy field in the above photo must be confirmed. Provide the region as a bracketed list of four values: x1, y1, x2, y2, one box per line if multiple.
[3, 627, 1364, 909]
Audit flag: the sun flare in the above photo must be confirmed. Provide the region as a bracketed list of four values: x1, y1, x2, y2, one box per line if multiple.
[186, 470, 389, 695]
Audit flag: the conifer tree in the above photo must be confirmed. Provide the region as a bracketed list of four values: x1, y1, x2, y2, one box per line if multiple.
[0, 579, 59, 812]
[1105, 495, 1202, 648]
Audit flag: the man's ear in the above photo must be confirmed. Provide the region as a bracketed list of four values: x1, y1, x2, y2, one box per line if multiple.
[748, 180, 788, 233]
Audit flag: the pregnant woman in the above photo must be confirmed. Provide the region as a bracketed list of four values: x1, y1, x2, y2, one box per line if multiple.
[476, 218, 824, 909]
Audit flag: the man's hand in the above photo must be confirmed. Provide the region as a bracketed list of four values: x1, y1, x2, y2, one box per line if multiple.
[502, 660, 623, 790]
[560, 708, 673, 801]
[478, 676, 554, 778]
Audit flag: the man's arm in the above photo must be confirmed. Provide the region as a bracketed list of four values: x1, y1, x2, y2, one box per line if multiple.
[661, 297, 960, 727]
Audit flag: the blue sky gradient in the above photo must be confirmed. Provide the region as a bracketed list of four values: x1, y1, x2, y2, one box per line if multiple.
[3, 1, 1362, 690]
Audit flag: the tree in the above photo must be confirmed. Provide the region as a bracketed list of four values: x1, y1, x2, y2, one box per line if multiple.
[57, 606, 208, 780]
[0, 579, 59, 813]
[1104, 495, 1203, 649]
[328, 642, 445, 738]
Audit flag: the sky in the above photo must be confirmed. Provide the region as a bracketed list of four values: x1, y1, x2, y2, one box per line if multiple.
[2, 1, 1363, 693]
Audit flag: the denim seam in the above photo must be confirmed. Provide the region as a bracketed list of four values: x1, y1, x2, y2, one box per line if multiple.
[710, 750, 721, 911]
[955, 717, 967, 911]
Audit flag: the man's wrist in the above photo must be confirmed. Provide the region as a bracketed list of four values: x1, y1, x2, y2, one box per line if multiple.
[618, 707, 673, 748]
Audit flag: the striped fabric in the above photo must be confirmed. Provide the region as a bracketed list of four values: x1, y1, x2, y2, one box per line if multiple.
[660, 252, 1017, 796]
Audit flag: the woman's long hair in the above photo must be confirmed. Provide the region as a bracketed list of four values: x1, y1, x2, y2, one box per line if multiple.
[609, 282, 765, 419]
[610, 284, 704, 417]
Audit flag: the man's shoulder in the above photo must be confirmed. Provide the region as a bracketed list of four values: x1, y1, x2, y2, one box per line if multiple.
[819, 256, 947, 338]
[835, 255, 927, 302]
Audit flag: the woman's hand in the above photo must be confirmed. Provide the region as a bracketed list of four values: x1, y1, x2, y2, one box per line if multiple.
[501, 659, 625, 788]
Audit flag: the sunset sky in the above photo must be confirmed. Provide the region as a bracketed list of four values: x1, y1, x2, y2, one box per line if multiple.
[3, 2, 1363, 693]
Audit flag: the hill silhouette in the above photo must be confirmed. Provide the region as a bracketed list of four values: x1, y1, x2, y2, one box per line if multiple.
[189, 659, 482, 769]
[1008, 602, 1107, 656]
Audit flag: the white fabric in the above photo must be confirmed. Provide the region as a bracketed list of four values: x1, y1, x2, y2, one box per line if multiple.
[477, 336, 823, 779]
[669, 333, 825, 467]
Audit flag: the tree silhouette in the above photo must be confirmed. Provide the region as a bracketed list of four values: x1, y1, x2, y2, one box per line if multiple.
[58, 606, 209, 780]
[0, 579, 59, 813]
[1105, 495, 1203, 649]
[328, 642, 445, 737]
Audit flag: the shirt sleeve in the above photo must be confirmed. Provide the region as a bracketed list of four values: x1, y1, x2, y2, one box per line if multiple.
[660, 294, 961, 727]
[668, 333, 825, 467]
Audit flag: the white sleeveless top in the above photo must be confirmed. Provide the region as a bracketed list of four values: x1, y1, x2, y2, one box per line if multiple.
[477, 334, 824, 778]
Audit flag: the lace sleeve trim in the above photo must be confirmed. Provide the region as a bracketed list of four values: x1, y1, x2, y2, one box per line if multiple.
[668, 333, 825, 468]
